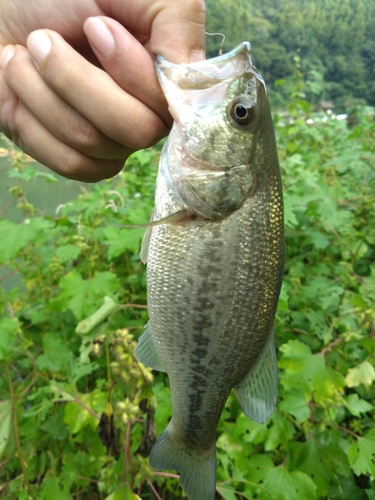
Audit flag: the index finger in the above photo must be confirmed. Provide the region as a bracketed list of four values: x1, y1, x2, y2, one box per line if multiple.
[96, 0, 206, 63]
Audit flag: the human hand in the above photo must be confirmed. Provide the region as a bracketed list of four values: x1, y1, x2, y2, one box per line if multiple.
[0, 0, 206, 181]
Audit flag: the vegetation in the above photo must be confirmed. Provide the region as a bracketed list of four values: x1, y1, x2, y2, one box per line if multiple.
[1, 79, 375, 499]
[205, 0, 375, 110]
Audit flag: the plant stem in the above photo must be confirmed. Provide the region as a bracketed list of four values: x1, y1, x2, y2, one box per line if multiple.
[105, 342, 111, 386]
[5, 365, 35, 499]
[337, 425, 360, 439]
[321, 336, 345, 356]
[147, 478, 162, 500]
[123, 420, 131, 484]
[153, 471, 180, 479]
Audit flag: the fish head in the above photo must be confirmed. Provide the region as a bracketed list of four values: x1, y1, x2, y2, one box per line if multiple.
[156, 42, 278, 220]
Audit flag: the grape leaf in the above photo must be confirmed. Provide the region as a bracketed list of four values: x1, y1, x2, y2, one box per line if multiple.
[265, 411, 295, 451]
[105, 484, 141, 500]
[0, 317, 20, 360]
[345, 361, 375, 390]
[279, 388, 311, 421]
[216, 485, 238, 500]
[39, 477, 70, 500]
[347, 430, 375, 476]
[36, 333, 73, 372]
[0, 400, 12, 458]
[104, 226, 146, 259]
[264, 466, 317, 500]
[346, 394, 374, 416]
[56, 244, 81, 263]
[58, 270, 119, 320]
[287, 438, 349, 496]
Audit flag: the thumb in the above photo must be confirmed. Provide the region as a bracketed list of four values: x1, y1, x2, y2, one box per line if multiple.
[97, 0, 206, 64]
[148, 0, 206, 63]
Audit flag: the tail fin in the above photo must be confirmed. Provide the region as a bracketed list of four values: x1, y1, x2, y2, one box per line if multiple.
[149, 423, 216, 500]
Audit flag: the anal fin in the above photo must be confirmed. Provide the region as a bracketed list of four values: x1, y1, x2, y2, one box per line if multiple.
[150, 422, 216, 500]
[134, 322, 166, 372]
[235, 328, 278, 423]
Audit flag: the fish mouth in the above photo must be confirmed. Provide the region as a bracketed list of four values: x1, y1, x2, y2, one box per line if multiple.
[155, 42, 264, 92]
[156, 42, 253, 85]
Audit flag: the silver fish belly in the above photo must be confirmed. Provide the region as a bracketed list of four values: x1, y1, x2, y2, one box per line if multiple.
[135, 42, 284, 500]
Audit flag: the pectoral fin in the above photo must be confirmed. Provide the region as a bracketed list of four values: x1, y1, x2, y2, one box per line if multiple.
[140, 226, 152, 264]
[235, 328, 278, 423]
[134, 322, 166, 372]
[138, 210, 194, 264]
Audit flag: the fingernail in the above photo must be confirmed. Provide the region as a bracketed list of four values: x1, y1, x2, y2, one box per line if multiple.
[84, 17, 115, 58]
[189, 50, 205, 63]
[27, 30, 52, 64]
[0, 45, 16, 69]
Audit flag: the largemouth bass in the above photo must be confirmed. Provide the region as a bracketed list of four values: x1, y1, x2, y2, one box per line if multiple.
[135, 42, 284, 500]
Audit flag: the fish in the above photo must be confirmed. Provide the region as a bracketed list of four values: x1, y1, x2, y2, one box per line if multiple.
[135, 42, 284, 500]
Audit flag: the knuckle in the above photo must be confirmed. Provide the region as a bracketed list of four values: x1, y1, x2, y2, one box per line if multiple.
[57, 150, 92, 181]
[129, 110, 169, 149]
[68, 111, 102, 150]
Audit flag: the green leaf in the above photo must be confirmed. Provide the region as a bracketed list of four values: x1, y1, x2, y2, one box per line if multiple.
[78, 322, 108, 363]
[304, 310, 328, 340]
[71, 359, 99, 383]
[283, 194, 299, 227]
[246, 453, 275, 483]
[39, 477, 71, 500]
[305, 230, 330, 249]
[36, 333, 73, 372]
[64, 390, 107, 435]
[0, 217, 55, 263]
[0, 220, 34, 262]
[323, 445, 351, 478]
[56, 244, 81, 263]
[104, 226, 146, 259]
[58, 270, 119, 320]
[362, 337, 375, 355]
[279, 342, 344, 404]
[0, 400, 12, 458]
[105, 484, 141, 500]
[366, 486, 375, 500]
[8, 166, 58, 183]
[216, 485, 238, 500]
[265, 411, 295, 451]
[62, 450, 102, 480]
[278, 340, 315, 396]
[232, 413, 268, 445]
[0, 317, 20, 360]
[347, 430, 375, 476]
[313, 357, 345, 405]
[287, 438, 349, 497]
[277, 282, 290, 311]
[264, 466, 317, 500]
[279, 388, 311, 421]
[346, 394, 374, 417]
[345, 361, 375, 390]
[329, 472, 369, 500]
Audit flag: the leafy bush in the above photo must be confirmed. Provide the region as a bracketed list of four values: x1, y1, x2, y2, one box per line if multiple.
[0, 105, 374, 499]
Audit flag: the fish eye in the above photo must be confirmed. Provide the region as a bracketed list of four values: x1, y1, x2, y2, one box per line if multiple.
[228, 97, 255, 127]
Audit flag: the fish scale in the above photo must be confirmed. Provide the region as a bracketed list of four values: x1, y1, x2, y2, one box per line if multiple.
[135, 42, 284, 500]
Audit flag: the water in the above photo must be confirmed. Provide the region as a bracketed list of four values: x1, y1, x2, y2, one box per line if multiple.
[0, 139, 89, 290]
[0, 154, 87, 222]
